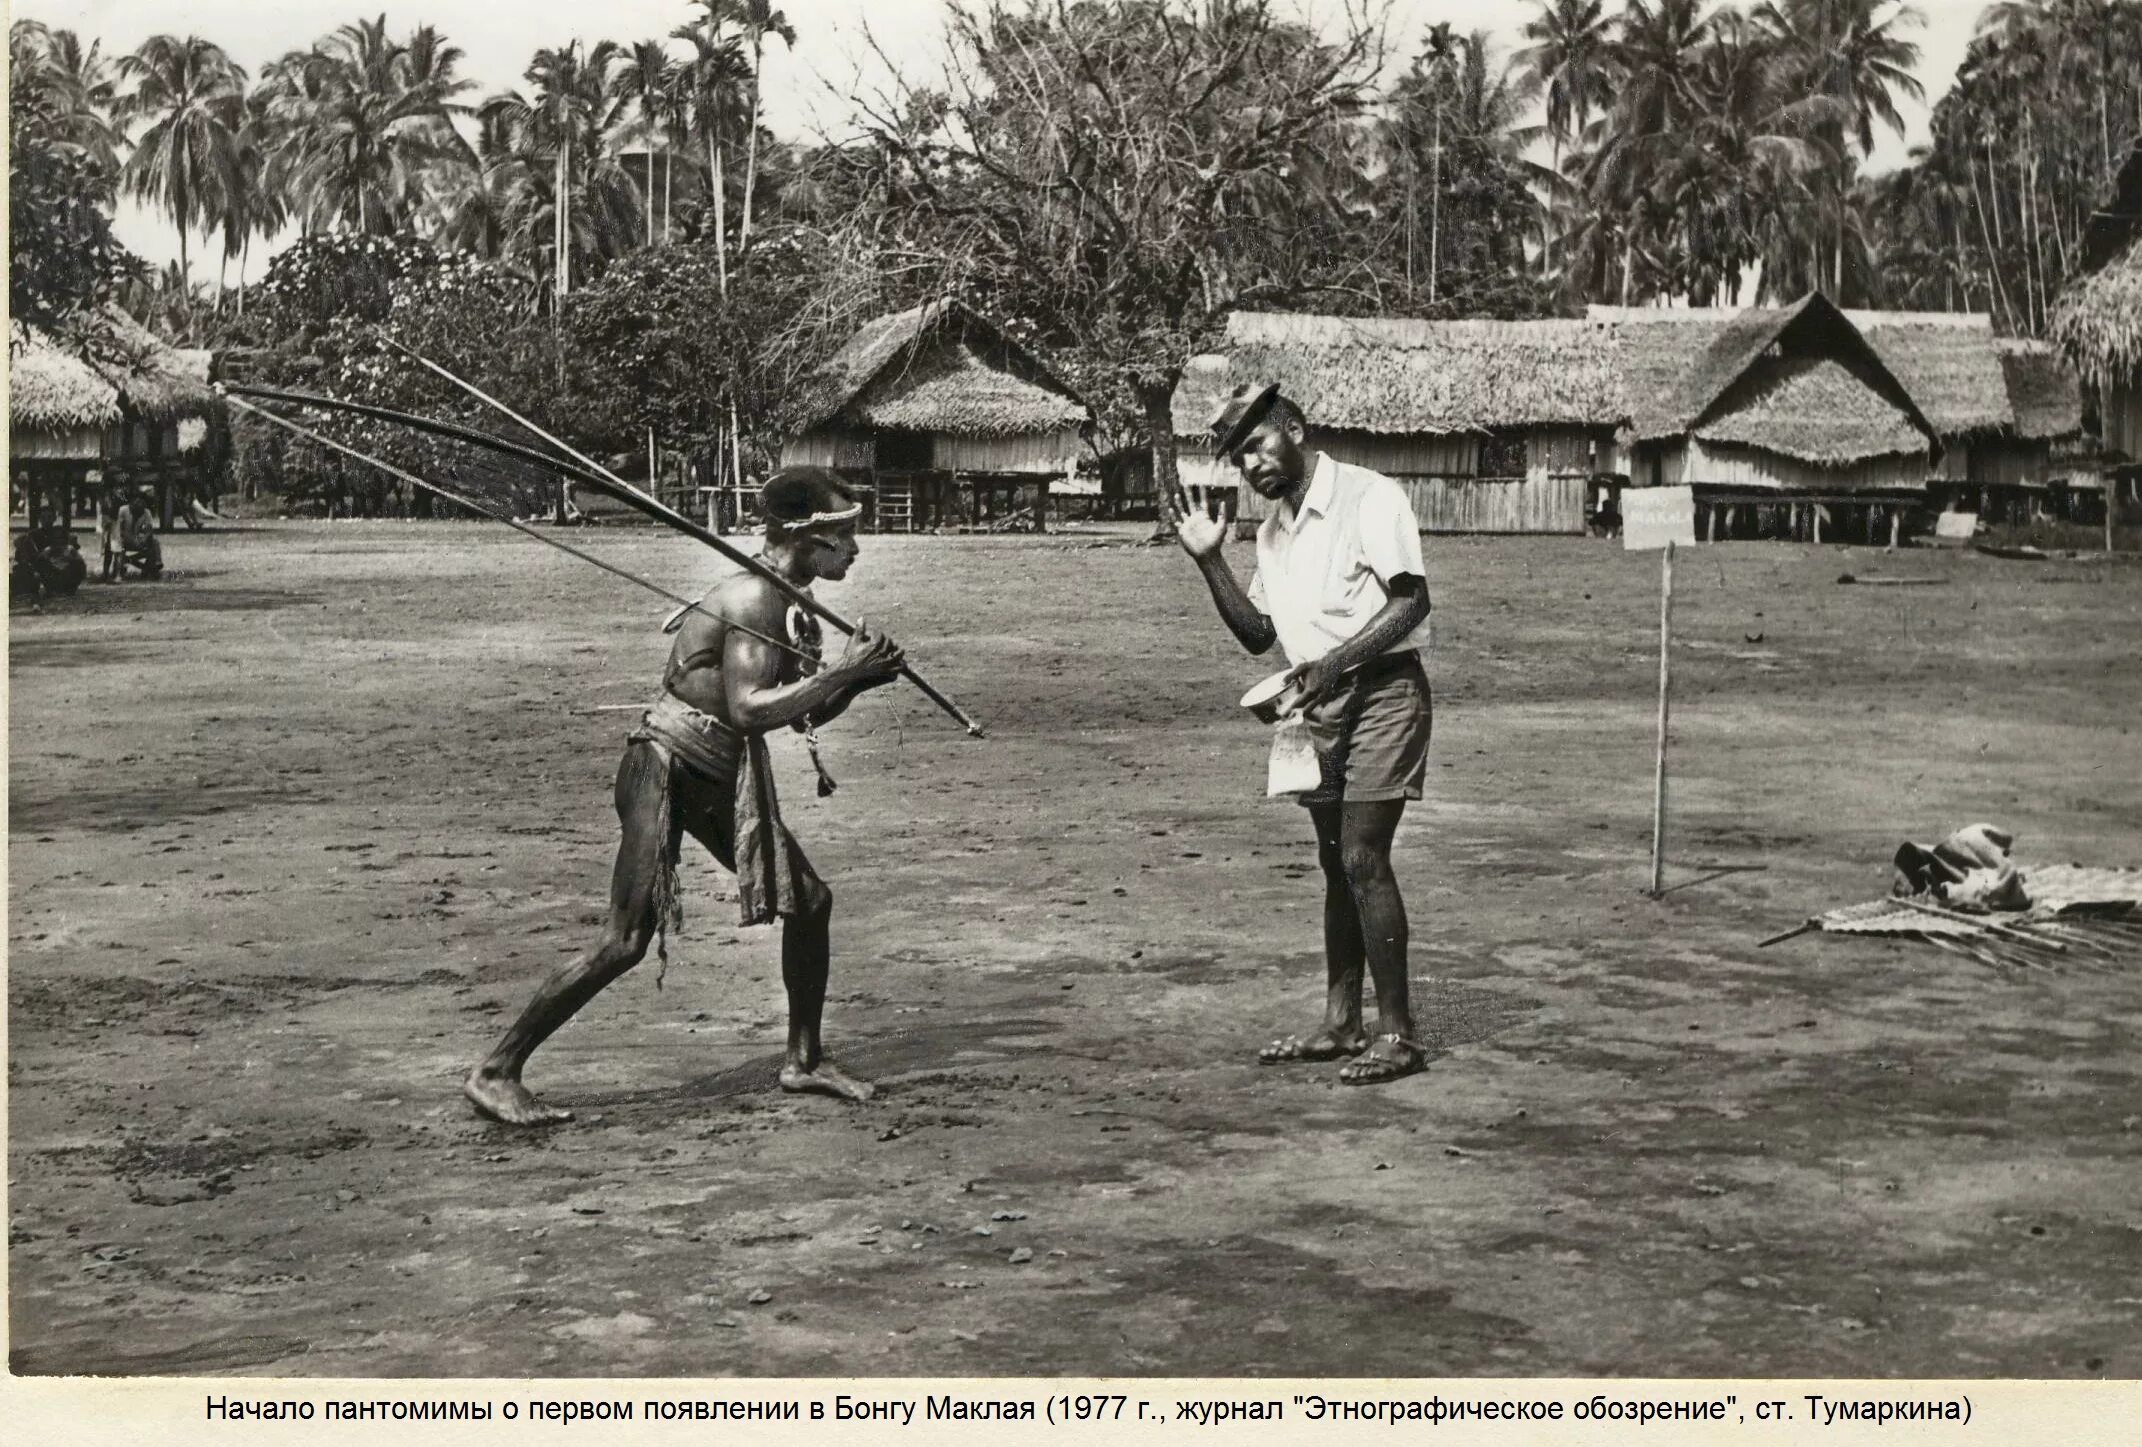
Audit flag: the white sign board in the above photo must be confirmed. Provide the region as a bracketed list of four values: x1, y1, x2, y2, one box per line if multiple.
[1933, 510, 1979, 546]
[1623, 486, 1697, 551]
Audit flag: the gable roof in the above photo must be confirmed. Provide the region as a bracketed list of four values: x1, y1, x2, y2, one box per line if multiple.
[1170, 310, 1624, 439]
[8, 307, 216, 436]
[1855, 315, 2013, 436]
[1695, 355, 1928, 464]
[10, 321, 125, 434]
[792, 302, 1087, 438]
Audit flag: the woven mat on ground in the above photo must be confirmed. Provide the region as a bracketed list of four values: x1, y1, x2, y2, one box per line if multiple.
[1774, 867, 2142, 971]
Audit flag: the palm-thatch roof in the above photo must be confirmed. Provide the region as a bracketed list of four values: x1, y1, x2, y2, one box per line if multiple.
[1589, 301, 2012, 439]
[1590, 313, 1732, 441]
[1170, 311, 1624, 439]
[791, 302, 1087, 439]
[1592, 295, 1946, 446]
[1694, 355, 1927, 465]
[1855, 314, 2013, 436]
[2052, 235, 2142, 386]
[10, 322, 125, 435]
[9, 307, 217, 437]
[1994, 339, 2084, 440]
[97, 308, 218, 423]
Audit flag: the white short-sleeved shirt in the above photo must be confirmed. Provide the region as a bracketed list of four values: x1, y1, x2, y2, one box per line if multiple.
[1246, 452, 1430, 667]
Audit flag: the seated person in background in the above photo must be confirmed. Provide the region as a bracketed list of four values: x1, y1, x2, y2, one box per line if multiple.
[12, 509, 87, 602]
[107, 490, 164, 580]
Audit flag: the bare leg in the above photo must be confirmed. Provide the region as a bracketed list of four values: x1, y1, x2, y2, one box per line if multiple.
[464, 745, 669, 1125]
[1335, 798, 1425, 1084]
[1258, 804, 1370, 1063]
[774, 880, 875, 1101]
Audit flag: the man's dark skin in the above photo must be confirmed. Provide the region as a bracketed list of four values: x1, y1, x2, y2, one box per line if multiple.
[463, 518, 905, 1126]
[1167, 408, 1433, 1083]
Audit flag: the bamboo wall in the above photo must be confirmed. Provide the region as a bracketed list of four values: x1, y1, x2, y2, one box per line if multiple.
[9, 428, 104, 460]
[1930, 441, 1973, 482]
[782, 428, 875, 469]
[1310, 428, 1478, 477]
[1672, 439, 1928, 493]
[1220, 429, 1590, 533]
[2104, 378, 2142, 457]
[1974, 439, 2052, 486]
[932, 428, 1082, 475]
[1407, 475, 1587, 533]
[1524, 427, 1597, 481]
[783, 427, 1079, 476]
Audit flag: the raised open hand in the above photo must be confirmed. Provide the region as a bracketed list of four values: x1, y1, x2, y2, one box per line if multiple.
[1168, 479, 1228, 560]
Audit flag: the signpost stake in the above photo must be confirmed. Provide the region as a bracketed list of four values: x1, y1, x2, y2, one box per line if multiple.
[1651, 539, 1675, 896]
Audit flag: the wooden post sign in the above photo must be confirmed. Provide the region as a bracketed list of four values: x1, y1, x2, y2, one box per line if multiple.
[1622, 485, 1697, 553]
[1623, 487, 1694, 895]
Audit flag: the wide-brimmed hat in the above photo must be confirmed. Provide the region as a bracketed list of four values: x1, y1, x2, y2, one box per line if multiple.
[1208, 381, 1282, 457]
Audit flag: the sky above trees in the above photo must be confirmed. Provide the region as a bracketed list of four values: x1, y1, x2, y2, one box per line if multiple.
[20, 0, 2002, 276]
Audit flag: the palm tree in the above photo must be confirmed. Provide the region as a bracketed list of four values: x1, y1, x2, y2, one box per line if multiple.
[1674, 12, 1830, 304]
[11, 21, 125, 170]
[117, 35, 247, 297]
[482, 40, 632, 303]
[737, 0, 797, 258]
[672, 1, 751, 292]
[1755, 0, 1925, 297]
[1586, 0, 1713, 303]
[1518, 0, 1616, 283]
[217, 90, 288, 313]
[263, 16, 476, 237]
[609, 40, 677, 248]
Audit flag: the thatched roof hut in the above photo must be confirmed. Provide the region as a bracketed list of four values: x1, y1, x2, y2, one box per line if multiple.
[788, 301, 1086, 443]
[1591, 296, 1955, 444]
[1171, 312, 1627, 535]
[8, 308, 216, 442]
[782, 301, 1090, 531]
[10, 322, 125, 456]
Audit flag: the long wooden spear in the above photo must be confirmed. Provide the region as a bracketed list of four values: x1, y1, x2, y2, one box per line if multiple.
[226, 370, 985, 737]
[226, 393, 815, 663]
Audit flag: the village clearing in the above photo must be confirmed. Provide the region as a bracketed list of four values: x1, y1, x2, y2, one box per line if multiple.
[8, 521, 2141, 1377]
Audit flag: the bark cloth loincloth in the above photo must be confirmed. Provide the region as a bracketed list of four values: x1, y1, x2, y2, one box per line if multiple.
[628, 694, 819, 961]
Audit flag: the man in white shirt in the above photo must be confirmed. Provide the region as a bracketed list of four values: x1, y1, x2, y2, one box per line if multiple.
[1170, 382, 1433, 1085]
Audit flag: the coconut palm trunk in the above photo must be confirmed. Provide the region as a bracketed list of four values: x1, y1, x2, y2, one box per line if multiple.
[740, 35, 763, 255]
[711, 139, 728, 294]
[556, 136, 571, 299]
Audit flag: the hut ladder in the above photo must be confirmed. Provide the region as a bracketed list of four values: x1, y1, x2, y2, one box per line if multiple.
[876, 475, 915, 533]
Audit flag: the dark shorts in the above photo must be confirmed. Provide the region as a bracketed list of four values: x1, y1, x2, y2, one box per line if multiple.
[1299, 651, 1432, 808]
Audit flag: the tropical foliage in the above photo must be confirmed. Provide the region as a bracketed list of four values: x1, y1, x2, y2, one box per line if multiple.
[16, 0, 2139, 506]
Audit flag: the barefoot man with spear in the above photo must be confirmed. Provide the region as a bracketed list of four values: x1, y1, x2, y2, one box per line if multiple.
[225, 353, 984, 1127]
[1169, 383, 1435, 1085]
[464, 467, 907, 1125]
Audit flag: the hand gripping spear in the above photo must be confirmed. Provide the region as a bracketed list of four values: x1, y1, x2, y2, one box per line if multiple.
[223, 356, 986, 738]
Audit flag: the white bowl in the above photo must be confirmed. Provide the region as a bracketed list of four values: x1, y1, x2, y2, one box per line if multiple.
[1240, 670, 1302, 724]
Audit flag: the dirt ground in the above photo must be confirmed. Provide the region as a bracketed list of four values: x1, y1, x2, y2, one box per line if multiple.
[8, 520, 2141, 1378]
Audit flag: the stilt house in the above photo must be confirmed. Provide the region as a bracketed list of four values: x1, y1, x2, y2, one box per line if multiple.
[782, 302, 1090, 532]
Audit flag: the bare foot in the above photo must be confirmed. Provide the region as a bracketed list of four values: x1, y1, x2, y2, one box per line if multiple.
[463, 1067, 573, 1126]
[779, 1059, 876, 1102]
[1258, 1029, 1369, 1064]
